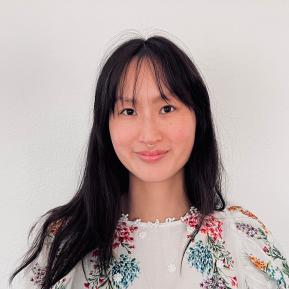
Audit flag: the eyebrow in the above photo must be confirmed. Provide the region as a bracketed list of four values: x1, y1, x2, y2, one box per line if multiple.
[116, 95, 172, 104]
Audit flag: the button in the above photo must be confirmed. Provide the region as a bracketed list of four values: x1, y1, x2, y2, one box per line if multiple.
[138, 231, 147, 239]
[167, 263, 176, 272]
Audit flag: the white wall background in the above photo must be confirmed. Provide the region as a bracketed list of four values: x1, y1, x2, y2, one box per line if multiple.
[1, 0, 289, 288]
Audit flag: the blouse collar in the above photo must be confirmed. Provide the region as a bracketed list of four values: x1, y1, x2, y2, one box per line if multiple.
[118, 205, 199, 228]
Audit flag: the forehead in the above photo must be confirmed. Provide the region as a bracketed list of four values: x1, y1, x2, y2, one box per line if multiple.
[116, 57, 174, 105]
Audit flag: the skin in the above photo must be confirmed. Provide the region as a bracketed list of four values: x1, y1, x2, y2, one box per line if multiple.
[108, 57, 197, 222]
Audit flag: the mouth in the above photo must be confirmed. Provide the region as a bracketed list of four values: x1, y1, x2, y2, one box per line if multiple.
[136, 150, 168, 156]
[136, 151, 168, 162]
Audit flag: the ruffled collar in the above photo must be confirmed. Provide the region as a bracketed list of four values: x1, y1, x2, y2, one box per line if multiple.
[118, 205, 199, 228]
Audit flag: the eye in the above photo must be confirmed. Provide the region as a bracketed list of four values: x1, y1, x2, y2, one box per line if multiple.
[160, 105, 176, 114]
[119, 108, 136, 116]
[119, 105, 176, 116]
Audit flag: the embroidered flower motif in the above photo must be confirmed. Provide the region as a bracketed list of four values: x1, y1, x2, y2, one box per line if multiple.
[207, 236, 235, 270]
[235, 222, 266, 239]
[187, 240, 213, 275]
[200, 274, 227, 289]
[47, 218, 67, 238]
[167, 263, 176, 272]
[199, 215, 223, 241]
[267, 265, 287, 288]
[183, 212, 238, 288]
[112, 221, 138, 253]
[182, 211, 199, 230]
[84, 220, 140, 288]
[249, 255, 267, 270]
[30, 262, 47, 287]
[83, 250, 105, 289]
[227, 205, 269, 234]
[182, 212, 223, 241]
[111, 254, 140, 289]
[249, 255, 287, 288]
[229, 205, 289, 288]
[28, 218, 69, 288]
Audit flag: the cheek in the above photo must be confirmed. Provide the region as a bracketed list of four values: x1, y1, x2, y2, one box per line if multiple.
[109, 124, 134, 151]
[170, 116, 196, 140]
[173, 129, 195, 170]
[168, 117, 196, 153]
[172, 128, 195, 151]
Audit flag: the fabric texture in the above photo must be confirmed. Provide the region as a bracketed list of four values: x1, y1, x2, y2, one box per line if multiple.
[21, 204, 289, 289]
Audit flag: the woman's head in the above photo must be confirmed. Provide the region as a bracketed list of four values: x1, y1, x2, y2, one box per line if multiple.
[97, 35, 224, 210]
[9, 34, 226, 289]
[109, 55, 197, 183]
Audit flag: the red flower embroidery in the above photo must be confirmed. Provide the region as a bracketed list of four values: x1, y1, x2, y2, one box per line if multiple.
[183, 213, 223, 241]
[112, 221, 138, 252]
[200, 215, 223, 241]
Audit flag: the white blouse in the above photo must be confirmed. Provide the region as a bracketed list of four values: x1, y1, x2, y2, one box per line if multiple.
[22, 204, 289, 289]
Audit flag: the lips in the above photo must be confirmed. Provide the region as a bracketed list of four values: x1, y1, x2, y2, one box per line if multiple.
[136, 150, 168, 156]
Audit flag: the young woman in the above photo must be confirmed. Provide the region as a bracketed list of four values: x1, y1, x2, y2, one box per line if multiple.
[9, 35, 289, 289]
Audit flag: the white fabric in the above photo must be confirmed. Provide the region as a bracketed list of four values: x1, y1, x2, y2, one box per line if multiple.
[21, 204, 289, 289]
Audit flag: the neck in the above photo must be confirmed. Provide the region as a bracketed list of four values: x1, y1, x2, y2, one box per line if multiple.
[120, 171, 191, 222]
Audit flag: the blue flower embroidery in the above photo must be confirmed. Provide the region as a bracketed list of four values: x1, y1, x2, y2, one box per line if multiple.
[266, 263, 287, 288]
[111, 254, 140, 289]
[187, 240, 213, 275]
[183, 211, 238, 288]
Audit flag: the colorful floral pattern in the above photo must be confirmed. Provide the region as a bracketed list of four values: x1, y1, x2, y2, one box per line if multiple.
[47, 218, 67, 238]
[83, 220, 140, 289]
[27, 219, 71, 289]
[228, 205, 289, 288]
[27, 205, 289, 289]
[29, 262, 47, 287]
[228, 205, 269, 234]
[182, 210, 238, 289]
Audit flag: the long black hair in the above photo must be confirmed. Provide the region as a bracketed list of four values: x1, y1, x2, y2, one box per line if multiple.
[9, 33, 226, 289]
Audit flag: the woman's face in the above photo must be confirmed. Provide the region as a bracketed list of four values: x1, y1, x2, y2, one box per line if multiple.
[109, 57, 197, 182]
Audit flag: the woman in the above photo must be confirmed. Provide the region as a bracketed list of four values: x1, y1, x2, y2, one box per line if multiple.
[9, 34, 289, 289]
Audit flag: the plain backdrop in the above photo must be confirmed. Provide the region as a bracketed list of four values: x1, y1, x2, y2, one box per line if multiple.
[1, 1, 289, 288]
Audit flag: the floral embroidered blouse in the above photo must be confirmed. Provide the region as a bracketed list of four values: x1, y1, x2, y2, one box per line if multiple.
[22, 204, 289, 289]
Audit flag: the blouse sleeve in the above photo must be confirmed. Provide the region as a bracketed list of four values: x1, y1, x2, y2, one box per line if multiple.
[227, 205, 289, 289]
[22, 218, 63, 289]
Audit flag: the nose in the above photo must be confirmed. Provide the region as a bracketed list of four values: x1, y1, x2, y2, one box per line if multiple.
[138, 116, 162, 145]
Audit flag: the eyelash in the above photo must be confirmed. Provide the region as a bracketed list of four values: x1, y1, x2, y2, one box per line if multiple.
[119, 105, 176, 116]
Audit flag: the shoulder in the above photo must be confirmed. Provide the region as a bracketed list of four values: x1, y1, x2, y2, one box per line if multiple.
[213, 204, 272, 234]
[214, 203, 284, 255]
[22, 217, 69, 288]
[213, 203, 289, 288]
[44, 217, 68, 254]
[224, 204, 269, 225]
[216, 204, 270, 232]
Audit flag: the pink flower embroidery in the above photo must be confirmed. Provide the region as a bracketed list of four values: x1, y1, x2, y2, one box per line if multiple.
[200, 215, 223, 241]
[112, 221, 138, 253]
[183, 212, 223, 241]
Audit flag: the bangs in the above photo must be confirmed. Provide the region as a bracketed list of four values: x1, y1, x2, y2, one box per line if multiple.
[106, 37, 198, 117]
[115, 55, 174, 109]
